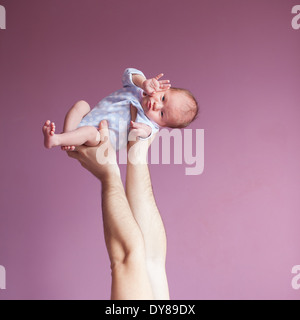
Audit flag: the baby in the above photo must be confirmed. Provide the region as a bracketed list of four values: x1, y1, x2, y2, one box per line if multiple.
[42, 68, 198, 151]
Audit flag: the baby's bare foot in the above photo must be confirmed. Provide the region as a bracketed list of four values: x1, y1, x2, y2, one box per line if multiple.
[42, 120, 57, 149]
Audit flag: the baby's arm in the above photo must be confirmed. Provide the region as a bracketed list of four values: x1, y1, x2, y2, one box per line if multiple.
[132, 72, 171, 96]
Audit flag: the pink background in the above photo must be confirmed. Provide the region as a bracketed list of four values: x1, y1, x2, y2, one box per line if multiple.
[1, 0, 300, 300]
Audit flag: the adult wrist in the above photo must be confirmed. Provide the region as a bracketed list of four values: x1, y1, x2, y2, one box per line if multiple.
[99, 165, 121, 184]
[127, 140, 149, 165]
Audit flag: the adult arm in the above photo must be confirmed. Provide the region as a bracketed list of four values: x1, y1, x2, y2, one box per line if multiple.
[126, 116, 170, 300]
[67, 121, 153, 300]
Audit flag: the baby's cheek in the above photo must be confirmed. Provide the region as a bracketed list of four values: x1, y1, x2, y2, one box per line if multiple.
[146, 111, 155, 122]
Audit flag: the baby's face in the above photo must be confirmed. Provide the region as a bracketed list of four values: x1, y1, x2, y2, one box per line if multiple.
[141, 90, 185, 127]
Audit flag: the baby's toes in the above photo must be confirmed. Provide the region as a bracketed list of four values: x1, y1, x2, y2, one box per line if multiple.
[42, 120, 50, 133]
[50, 122, 56, 135]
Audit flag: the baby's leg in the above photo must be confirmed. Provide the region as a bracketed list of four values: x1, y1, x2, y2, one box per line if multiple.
[62, 100, 91, 150]
[63, 100, 91, 133]
[43, 120, 100, 149]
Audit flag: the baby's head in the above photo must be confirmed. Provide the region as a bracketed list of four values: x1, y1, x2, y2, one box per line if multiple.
[141, 88, 198, 128]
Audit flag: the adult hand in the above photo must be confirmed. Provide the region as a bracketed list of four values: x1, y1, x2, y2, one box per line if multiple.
[142, 73, 171, 96]
[128, 106, 157, 164]
[67, 120, 120, 181]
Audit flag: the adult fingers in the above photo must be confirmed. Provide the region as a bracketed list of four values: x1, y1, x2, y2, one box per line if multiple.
[149, 131, 157, 143]
[66, 150, 81, 160]
[66, 145, 87, 159]
[66, 150, 88, 170]
[99, 120, 110, 143]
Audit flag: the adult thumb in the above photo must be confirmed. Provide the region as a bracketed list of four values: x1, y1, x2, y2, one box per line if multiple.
[98, 120, 109, 142]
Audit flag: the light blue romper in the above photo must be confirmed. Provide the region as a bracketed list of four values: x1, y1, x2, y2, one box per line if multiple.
[77, 68, 159, 150]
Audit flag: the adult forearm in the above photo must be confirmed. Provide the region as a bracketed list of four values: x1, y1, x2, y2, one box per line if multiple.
[126, 141, 167, 262]
[101, 172, 145, 263]
[126, 140, 159, 217]
[101, 168, 154, 300]
[126, 162, 160, 219]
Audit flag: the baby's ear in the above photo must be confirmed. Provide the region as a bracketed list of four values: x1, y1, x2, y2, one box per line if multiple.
[130, 105, 137, 122]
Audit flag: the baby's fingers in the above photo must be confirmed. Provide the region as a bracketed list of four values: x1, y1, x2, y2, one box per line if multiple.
[130, 121, 151, 139]
[155, 73, 164, 80]
[159, 81, 171, 90]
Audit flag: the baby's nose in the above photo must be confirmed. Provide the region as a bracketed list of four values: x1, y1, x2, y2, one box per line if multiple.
[153, 101, 162, 111]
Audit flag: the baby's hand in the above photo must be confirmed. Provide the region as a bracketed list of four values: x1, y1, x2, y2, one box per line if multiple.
[129, 121, 152, 139]
[142, 73, 171, 96]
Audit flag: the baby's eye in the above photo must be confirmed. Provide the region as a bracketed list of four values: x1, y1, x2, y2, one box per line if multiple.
[162, 96, 165, 102]
[161, 111, 164, 118]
